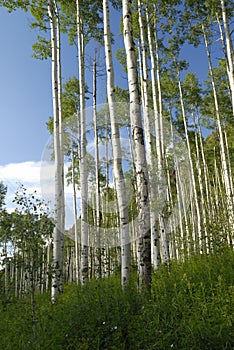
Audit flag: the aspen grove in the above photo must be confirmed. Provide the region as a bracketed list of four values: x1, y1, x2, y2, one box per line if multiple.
[0, 0, 233, 348]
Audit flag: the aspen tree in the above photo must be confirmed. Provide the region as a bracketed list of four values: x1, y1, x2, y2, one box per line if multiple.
[177, 71, 202, 252]
[48, 0, 64, 303]
[145, 4, 169, 266]
[202, 23, 234, 244]
[216, 14, 233, 105]
[193, 115, 208, 253]
[76, 0, 89, 285]
[54, 0, 65, 235]
[224, 129, 234, 197]
[138, 0, 164, 268]
[198, 121, 213, 223]
[93, 54, 102, 278]
[220, 0, 234, 115]
[71, 150, 79, 283]
[103, 0, 131, 285]
[122, 0, 151, 289]
[169, 113, 189, 258]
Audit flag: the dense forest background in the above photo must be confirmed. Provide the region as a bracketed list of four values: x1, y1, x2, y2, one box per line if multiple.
[0, 0, 233, 349]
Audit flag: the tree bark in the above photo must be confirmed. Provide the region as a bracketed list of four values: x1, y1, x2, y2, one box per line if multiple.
[122, 0, 151, 289]
[178, 72, 201, 253]
[48, 0, 64, 303]
[76, 0, 89, 285]
[203, 23, 234, 245]
[93, 53, 102, 279]
[103, 0, 130, 286]
[220, 0, 234, 115]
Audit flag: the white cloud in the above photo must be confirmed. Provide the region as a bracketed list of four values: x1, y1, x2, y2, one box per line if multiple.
[0, 161, 76, 229]
[0, 161, 41, 184]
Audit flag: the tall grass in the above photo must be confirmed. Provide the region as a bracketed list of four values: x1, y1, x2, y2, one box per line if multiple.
[0, 248, 233, 349]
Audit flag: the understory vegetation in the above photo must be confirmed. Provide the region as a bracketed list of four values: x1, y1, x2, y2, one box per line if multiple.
[0, 247, 233, 350]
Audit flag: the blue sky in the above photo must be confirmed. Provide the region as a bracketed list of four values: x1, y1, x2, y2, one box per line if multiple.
[0, 5, 216, 227]
[0, 6, 211, 166]
[0, 8, 77, 165]
[0, 6, 123, 223]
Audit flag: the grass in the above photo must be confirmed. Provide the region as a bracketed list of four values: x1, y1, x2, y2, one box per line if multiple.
[0, 247, 233, 349]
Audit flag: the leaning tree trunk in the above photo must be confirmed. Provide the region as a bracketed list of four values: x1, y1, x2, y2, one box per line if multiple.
[103, 0, 130, 286]
[220, 0, 234, 116]
[122, 0, 151, 289]
[48, 0, 64, 303]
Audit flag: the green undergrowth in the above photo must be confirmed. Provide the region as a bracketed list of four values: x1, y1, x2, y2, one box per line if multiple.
[0, 248, 233, 349]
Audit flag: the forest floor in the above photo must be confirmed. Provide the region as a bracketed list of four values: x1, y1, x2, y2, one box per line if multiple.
[0, 247, 233, 349]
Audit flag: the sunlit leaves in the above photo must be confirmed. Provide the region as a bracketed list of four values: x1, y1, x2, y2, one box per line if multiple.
[32, 35, 51, 59]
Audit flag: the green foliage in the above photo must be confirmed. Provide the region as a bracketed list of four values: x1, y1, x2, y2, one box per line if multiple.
[47, 76, 89, 135]
[202, 59, 233, 126]
[0, 186, 54, 293]
[32, 36, 51, 60]
[0, 249, 233, 349]
[0, 0, 29, 12]
[60, 0, 104, 45]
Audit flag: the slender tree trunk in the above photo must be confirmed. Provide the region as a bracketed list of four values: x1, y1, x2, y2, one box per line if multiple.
[216, 13, 232, 100]
[169, 111, 188, 257]
[122, 0, 151, 289]
[93, 54, 102, 279]
[220, 0, 234, 115]
[197, 122, 213, 251]
[76, 0, 89, 284]
[54, 0, 65, 230]
[153, 6, 164, 151]
[72, 150, 79, 283]
[193, 114, 208, 253]
[139, 1, 163, 268]
[224, 129, 234, 197]
[177, 72, 201, 252]
[203, 24, 233, 244]
[48, 0, 64, 303]
[46, 239, 51, 292]
[146, 4, 169, 266]
[103, 0, 130, 286]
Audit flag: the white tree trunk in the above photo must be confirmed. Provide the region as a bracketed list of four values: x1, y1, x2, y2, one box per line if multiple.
[203, 24, 234, 244]
[48, 0, 64, 303]
[93, 54, 102, 279]
[193, 114, 208, 253]
[146, 5, 169, 266]
[220, 0, 234, 115]
[54, 0, 65, 235]
[178, 73, 201, 252]
[139, 1, 163, 268]
[103, 0, 130, 286]
[72, 150, 79, 283]
[76, 0, 89, 284]
[122, 0, 151, 288]
[169, 115, 189, 258]
[224, 129, 234, 198]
